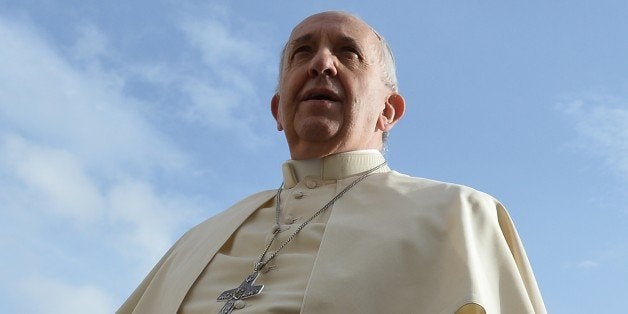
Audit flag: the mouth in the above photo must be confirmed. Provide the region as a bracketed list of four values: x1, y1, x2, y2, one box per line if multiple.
[301, 88, 342, 102]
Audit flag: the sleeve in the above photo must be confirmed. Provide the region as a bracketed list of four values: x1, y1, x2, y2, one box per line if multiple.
[451, 193, 546, 314]
[494, 202, 546, 313]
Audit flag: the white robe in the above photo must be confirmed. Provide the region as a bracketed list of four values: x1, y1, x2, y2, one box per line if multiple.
[118, 152, 546, 314]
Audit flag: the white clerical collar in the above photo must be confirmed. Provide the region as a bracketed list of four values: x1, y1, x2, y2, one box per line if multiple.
[281, 150, 390, 189]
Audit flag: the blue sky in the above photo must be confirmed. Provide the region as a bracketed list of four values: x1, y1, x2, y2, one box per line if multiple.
[1, 1, 626, 313]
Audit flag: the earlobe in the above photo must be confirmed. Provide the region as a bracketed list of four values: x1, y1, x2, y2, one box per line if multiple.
[378, 93, 406, 131]
[271, 94, 283, 131]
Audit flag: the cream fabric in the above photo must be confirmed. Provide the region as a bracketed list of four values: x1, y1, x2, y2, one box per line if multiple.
[118, 151, 546, 314]
[179, 150, 389, 313]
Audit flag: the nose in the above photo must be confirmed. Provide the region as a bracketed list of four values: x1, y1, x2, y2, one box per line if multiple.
[308, 49, 337, 77]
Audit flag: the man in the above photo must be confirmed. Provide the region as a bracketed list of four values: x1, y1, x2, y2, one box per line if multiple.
[118, 11, 546, 314]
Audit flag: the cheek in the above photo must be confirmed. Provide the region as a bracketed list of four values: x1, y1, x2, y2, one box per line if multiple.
[282, 67, 308, 92]
[348, 93, 385, 130]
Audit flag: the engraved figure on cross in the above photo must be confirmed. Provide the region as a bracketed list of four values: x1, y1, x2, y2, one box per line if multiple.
[217, 271, 264, 314]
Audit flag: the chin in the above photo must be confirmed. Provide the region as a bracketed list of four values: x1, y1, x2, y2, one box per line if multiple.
[295, 124, 340, 142]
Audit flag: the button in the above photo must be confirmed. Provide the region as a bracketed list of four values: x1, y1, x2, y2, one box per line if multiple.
[305, 179, 317, 189]
[294, 191, 305, 199]
[234, 300, 246, 309]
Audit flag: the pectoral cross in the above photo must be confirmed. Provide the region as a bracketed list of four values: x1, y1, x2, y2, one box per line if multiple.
[217, 271, 264, 314]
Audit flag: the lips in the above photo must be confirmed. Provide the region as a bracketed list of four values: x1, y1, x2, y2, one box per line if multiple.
[301, 88, 342, 102]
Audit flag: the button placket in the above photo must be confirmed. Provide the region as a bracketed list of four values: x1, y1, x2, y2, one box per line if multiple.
[273, 191, 290, 234]
[296, 180, 335, 224]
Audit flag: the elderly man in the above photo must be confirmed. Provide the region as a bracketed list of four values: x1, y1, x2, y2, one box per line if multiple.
[118, 11, 546, 314]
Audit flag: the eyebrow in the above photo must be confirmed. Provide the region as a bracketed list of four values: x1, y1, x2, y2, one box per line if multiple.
[338, 36, 362, 50]
[288, 34, 313, 50]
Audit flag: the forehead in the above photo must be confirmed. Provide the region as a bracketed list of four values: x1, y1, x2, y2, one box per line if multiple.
[288, 13, 379, 47]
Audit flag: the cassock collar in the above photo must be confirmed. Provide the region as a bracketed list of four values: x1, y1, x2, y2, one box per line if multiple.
[281, 149, 390, 189]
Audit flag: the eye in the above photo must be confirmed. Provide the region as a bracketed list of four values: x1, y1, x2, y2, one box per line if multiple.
[290, 45, 312, 60]
[342, 46, 359, 53]
[339, 46, 361, 59]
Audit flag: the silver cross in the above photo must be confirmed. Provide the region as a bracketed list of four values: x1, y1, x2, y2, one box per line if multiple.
[217, 271, 264, 314]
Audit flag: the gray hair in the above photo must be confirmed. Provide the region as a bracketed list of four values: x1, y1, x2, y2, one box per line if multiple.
[370, 27, 398, 92]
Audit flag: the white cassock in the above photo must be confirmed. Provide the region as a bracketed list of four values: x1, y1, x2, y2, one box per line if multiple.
[118, 150, 546, 314]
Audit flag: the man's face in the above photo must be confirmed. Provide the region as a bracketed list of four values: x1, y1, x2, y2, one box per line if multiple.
[272, 12, 401, 160]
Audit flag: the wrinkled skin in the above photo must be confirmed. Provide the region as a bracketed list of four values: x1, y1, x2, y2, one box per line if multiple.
[271, 12, 405, 160]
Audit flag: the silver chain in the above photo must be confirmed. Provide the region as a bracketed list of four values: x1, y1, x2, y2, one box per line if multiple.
[253, 161, 387, 272]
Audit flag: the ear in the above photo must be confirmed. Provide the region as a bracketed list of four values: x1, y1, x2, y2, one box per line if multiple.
[271, 93, 283, 131]
[377, 93, 405, 132]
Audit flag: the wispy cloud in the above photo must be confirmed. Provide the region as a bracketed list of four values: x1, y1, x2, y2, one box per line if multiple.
[18, 276, 115, 314]
[0, 14, 205, 311]
[558, 91, 628, 182]
[562, 259, 600, 271]
[0, 3, 279, 310]
[107, 178, 203, 266]
[1, 134, 106, 223]
[558, 90, 628, 274]
[177, 4, 275, 145]
[120, 4, 277, 147]
[576, 260, 599, 269]
[562, 241, 628, 272]
[0, 17, 187, 174]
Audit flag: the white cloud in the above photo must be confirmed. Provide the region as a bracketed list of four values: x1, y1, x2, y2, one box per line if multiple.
[172, 8, 275, 146]
[563, 241, 628, 272]
[0, 16, 187, 175]
[182, 18, 268, 68]
[562, 259, 600, 270]
[117, 13, 276, 147]
[70, 24, 110, 64]
[558, 92, 628, 181]
[18, 276, 115, 314]
[107, 179, 202, 266]
[0, 5, 277, 311]
[1, 134, 105, 222]
[576, 260, 599, 269]
[0, 14, 206, 312]
[558, 91, 628, 277]
[0, 133, 202, 260]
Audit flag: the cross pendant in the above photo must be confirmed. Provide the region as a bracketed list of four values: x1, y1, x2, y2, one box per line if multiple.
[217, 271, 264, 314]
